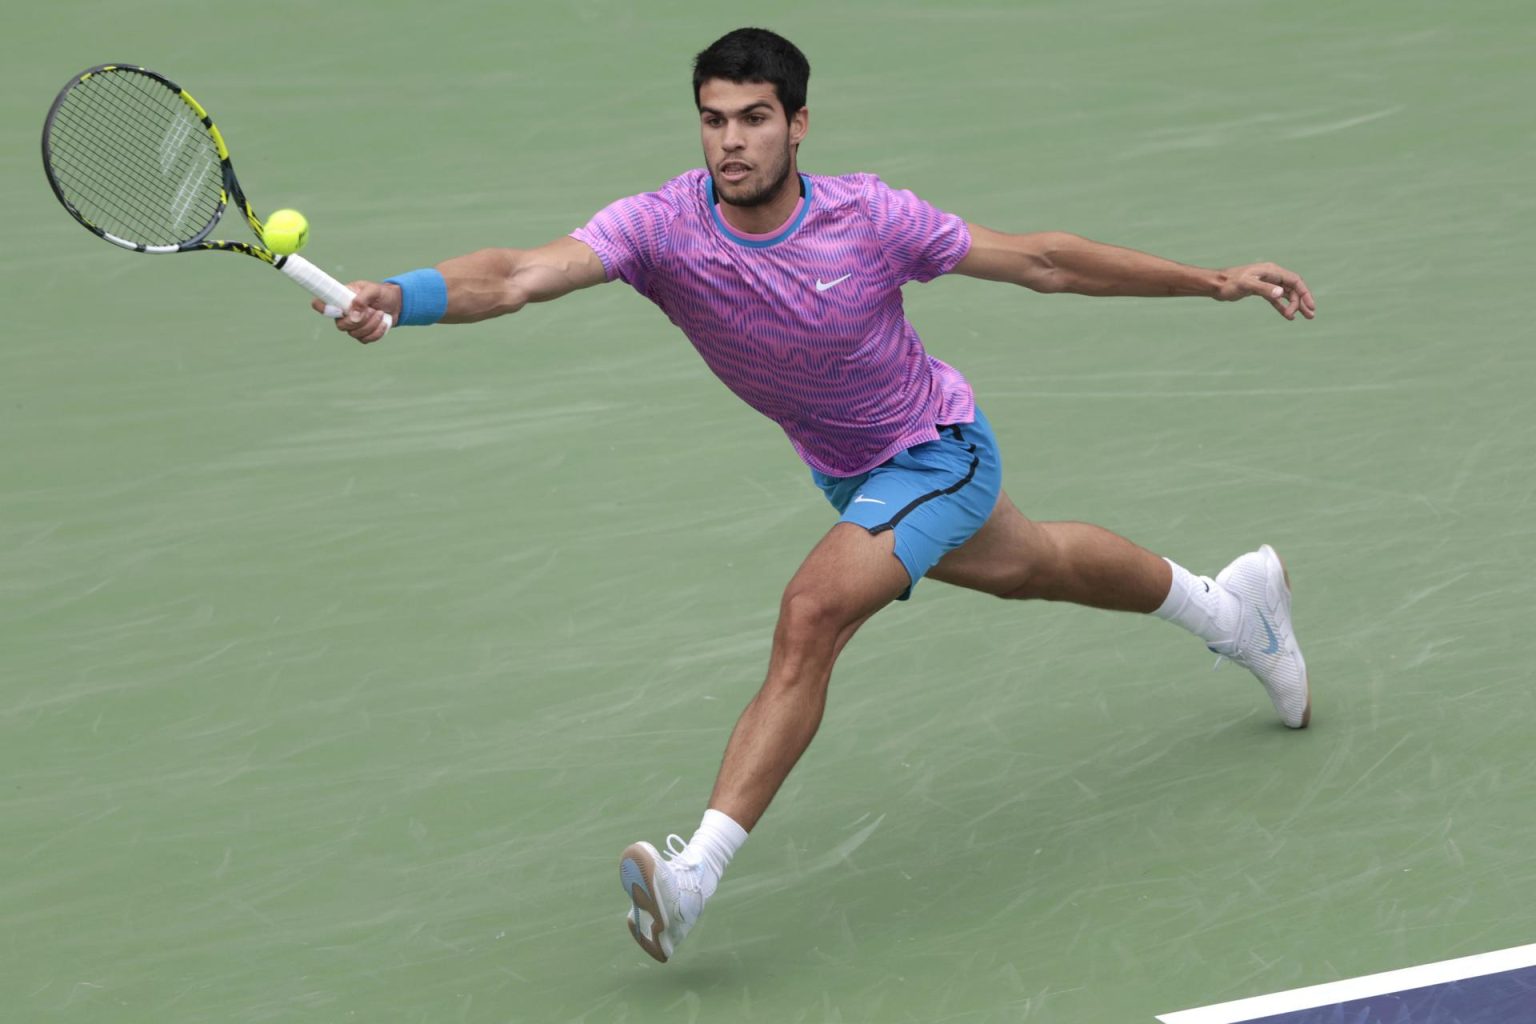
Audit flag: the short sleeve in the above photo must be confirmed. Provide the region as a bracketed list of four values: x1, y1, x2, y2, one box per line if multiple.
[570, 189, 678, 294]
[860, 176, 972, 284]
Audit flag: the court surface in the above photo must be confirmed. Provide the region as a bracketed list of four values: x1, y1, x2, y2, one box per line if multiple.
[4, 2, 1533, 1021]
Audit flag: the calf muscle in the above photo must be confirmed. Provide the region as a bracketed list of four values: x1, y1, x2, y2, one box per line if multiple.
[928, 492, 1170, 612]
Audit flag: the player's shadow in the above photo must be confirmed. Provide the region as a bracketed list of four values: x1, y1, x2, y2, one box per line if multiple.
[605, 947, 773, 1004]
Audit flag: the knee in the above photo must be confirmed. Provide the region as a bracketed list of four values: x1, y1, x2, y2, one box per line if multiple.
[995, 539, 1066, 601]
[776, 585, 848, 647]
[998, 578, 1042, 601]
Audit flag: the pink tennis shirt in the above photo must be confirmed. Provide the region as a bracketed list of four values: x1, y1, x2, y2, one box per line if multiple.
[570, 169, 975, 477]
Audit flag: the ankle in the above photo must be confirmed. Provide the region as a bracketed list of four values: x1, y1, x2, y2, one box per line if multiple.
[674, 809, 748, 895]
[1154, 558, 1239, 644]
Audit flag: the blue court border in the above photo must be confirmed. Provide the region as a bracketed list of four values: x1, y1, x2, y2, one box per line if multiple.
[1158, 943, 1536, 1024]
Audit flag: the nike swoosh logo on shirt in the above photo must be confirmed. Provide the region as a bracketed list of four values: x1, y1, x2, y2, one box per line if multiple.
[852, 495, 885, 504]
[816, 274, 852, 292]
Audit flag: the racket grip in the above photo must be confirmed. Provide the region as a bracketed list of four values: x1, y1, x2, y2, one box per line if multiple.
[278, 254, 394, 331]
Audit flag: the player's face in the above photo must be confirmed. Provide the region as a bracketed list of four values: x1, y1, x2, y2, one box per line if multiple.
[698, 79, 808, 208]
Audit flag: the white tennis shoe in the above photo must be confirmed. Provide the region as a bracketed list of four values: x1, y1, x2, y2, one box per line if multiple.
[1209, 544, 1311, 728]
[620, 836, 707, 963]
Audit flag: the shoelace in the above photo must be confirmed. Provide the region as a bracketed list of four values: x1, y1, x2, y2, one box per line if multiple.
[657, 834, 707, 905]
[1208, 642, 1241, 672]
[1211, 640, 1256, 672]
[1207, 607, 1251, 671]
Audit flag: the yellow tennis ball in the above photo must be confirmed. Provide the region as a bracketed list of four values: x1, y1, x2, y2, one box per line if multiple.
[264, 209, 309, 255]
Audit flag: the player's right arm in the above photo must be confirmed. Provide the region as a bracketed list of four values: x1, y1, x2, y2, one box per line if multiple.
[317, 235, 607, 344]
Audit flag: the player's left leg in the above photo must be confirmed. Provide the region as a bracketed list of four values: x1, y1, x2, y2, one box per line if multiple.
[925, 490, 1171, 610]
[928, 493, 1309, 728]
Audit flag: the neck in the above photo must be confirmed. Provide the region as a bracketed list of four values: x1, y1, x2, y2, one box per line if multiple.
[717, 164, 802, 235]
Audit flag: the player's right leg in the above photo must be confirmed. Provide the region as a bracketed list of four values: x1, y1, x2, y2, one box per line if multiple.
[621, 522, 910, 963]
[707, 521, 909, 828]
[927, 493, 1309, 728]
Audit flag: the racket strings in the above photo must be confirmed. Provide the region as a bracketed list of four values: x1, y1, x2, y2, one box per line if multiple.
[49, 82, 222, 245]
[82, 71, 225, 226]
[46, 69, 226, 247]
[47, 132, 184, 240]
[90, 71, 225, 237]
[48, 99, 196, 224]
[45, 117, 189, 226]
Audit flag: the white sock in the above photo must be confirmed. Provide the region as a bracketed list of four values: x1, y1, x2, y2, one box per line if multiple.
[674, 809, 749, 898]
[1152, 558, 1239, 645]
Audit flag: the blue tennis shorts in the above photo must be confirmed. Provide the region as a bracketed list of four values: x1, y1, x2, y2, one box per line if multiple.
[811, 407, 1003, 599]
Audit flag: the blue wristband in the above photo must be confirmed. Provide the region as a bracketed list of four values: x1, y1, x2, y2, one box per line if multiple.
[383, 267, 448, 326]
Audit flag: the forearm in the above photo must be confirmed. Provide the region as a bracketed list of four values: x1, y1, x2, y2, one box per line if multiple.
[385, 236, 605, 325]
[434, 247, 569, 323]
[326, 236, 604, 343]
[1040, 233, 1221, 298]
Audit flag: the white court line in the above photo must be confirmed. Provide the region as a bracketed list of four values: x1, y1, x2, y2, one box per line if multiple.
[1158, 943, 1536, 1023]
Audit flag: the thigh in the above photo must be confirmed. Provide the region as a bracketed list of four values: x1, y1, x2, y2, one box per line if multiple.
[925, 490, 1054, 596]
[755, 523, 910, 686]
[782, 522, 912, 623]
[812, 412, 1004, 599]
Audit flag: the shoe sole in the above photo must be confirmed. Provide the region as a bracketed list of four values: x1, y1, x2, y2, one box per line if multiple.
[1265, 545, 1311, 729]
[620, 842, 670, 963]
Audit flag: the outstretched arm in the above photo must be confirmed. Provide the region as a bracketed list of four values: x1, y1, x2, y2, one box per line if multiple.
[315, 235, 608, 343]
[954, 224, 1315, 321]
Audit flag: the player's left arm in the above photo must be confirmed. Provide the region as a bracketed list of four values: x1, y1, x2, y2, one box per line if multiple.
[953, 224, 1315, 321]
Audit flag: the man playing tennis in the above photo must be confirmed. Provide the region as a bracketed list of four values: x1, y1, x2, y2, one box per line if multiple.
[321, 27, 1316, 964]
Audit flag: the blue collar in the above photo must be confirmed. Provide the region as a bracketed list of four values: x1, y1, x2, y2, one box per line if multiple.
[707, 173, 812, 249]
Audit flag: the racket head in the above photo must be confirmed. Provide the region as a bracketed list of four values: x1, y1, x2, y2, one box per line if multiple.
[42, 63, 268, 259]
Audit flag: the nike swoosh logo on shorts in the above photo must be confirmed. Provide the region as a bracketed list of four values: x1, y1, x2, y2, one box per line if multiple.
[816, 274, 852, 292]
[852, 495, 885, 504]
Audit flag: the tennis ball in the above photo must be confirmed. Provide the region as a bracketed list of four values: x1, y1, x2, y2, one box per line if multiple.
[264, 209, 309, 255]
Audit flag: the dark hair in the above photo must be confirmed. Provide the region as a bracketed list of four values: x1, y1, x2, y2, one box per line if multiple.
[692, 28, 810, 120]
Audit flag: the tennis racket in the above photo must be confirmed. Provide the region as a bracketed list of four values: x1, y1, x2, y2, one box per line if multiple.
[42, 63, 389, 330]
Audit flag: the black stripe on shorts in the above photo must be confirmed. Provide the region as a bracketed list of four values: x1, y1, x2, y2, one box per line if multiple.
[869, 424, 979, 535]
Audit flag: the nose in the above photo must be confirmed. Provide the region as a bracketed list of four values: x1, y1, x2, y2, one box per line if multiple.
[722, 120, 745, 152]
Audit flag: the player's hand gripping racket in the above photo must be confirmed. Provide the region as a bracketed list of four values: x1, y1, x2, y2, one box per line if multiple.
[41, 63, 388, 332]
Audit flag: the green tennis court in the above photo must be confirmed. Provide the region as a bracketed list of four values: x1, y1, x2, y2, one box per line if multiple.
[5, 2, 1533, 1020]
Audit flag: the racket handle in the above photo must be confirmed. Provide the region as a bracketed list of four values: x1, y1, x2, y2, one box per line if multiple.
[278, 254, 394, 331]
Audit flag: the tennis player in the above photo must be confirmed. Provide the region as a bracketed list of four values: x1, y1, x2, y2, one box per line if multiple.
[319, 27, 1317, 963]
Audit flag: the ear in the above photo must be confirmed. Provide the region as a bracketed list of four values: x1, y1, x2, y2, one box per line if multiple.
[790, 106, 809, 147]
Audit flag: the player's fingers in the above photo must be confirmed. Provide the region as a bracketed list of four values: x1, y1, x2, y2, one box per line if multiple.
[1292, 278, 1317, 319]
[1240, 273, 1292, 319]
[1282, 287, 1306, 321]
[1267, 280, 1299, 320]
[1245, 267, 1289, 318]
[1244, 275, 1287, 305]
[355, 316, 389, 344]
[1263, 269, 1316, 322]
[311, 298, 330, 315]
[345, 304, 387, 343]
[342, 302, 374, 329]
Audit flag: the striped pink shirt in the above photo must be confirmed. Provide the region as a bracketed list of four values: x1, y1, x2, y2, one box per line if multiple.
[571, 169, 975, 477]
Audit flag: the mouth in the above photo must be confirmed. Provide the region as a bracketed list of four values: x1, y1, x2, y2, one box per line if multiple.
[718, 161, 751, 183]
